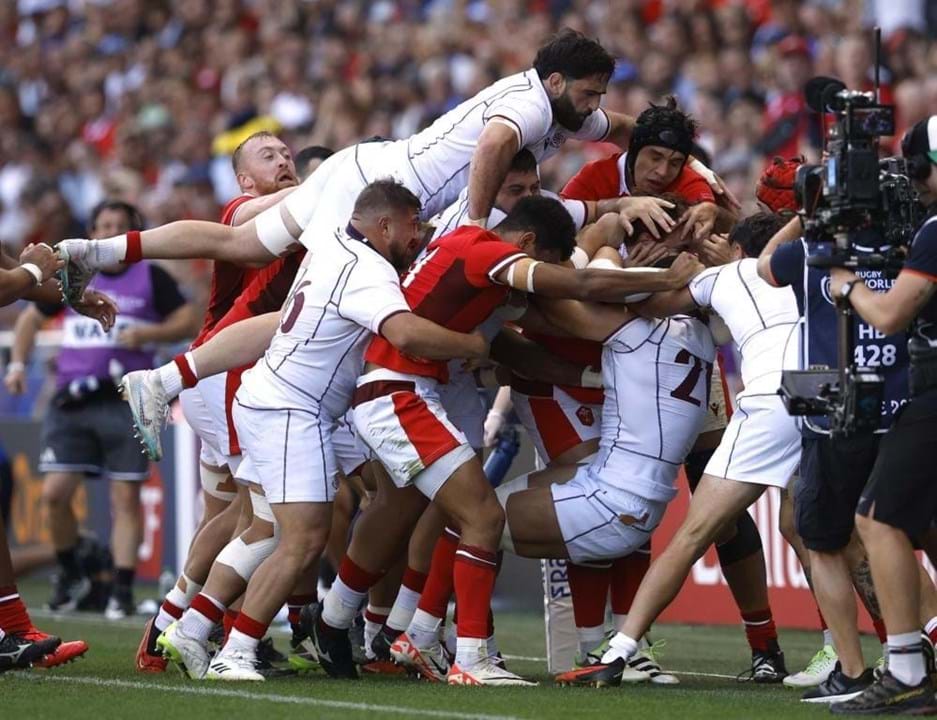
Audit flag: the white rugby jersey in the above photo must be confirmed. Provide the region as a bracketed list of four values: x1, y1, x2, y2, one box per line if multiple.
[429, 188, 587, 242]
[405, 69, 610, 218]
[237, 225, 409, 421]
[688, 258, 799, 397]
[594, 315, 715, 502]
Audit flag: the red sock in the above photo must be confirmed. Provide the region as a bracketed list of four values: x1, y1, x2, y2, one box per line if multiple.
[173, 353, 198, 389]
[927, 624, 937, 648]
[286, 594, 316, 627]
[160, 598, 184, 620]
[364, 606, 389, 626]
[190, 593, 225, 625]
[401, 566, 428, 594]
[452, 544, 497, 639]
[610, 548, 651, 615]
[232, 611, 267, 641]
[416, 531, 459, 620]
[567, 563, 611, 629]
[0, 585, 31, 634]
[124, 230, 143, 263]
[742, 608, 779, 653]
[872, 617, 887, 644]
[223, 610, 238, 642]
[337, 555, 382, 593]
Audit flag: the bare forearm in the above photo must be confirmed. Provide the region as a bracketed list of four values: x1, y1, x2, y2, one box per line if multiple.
[467, 129, 518, 222]
[0, 268, 36, 307]
[230, 187, 297, 226]
[490, 329, 583, 386]
[605, 111, 635, 148]
[10, 308, 41, 363]
[848, 284, 907, 334]
[399, 316, 485, 361]
[191, 312, 279, 377]
[757, 216, 802, 283]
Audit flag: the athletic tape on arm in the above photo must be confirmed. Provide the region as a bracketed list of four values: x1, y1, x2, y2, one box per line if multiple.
[254, 204, 295, 256]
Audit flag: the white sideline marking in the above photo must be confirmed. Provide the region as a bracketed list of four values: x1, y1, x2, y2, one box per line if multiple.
[23, 675, 522, 719]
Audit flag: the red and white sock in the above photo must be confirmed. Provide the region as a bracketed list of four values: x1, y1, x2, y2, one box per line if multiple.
[742, 608, 779, 653]
[180, 593, 225, 642]
[925, 616, 937, 648]
[0, 585, 32, 634]
[567, 562, 611, 655]
[226, 612, 267, 654]
[453, 544, 498, 668]
[222, 610, 239, 642]
[408, 531, 459, 647]
[363, 604, 390, 656]
[286, 593, 316, 628]
[156, 574, 202, 632]
[386, 566, 428, 633]
[159, 352, 198, 400]
[321, 556, 382, 630]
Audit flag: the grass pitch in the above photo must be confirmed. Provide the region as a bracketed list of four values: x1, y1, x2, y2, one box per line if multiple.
[4, 588, 883, 720]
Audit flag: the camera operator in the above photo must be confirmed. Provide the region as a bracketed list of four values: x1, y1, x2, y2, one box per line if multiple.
[757, 216, 912, 702]
[819, 116, 937, 714]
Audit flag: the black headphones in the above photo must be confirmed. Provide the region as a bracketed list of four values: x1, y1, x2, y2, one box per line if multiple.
[902, 122, 936, 182]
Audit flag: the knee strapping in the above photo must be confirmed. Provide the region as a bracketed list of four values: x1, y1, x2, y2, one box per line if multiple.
[250, 490, 274, 523]
[716, 510, 763, 566]
[215, 532, 279, 581]
[200, 465, 236, 502]
[495, 474, 531, 554]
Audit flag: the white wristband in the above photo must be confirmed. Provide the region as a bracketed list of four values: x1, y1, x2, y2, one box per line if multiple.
[19, 263, 43, 285]
[570, 246, 589, 269]
[5, 361, 25, 375]
[462, 216, 489, 230]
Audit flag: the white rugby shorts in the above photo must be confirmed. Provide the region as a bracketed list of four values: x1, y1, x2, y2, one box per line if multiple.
[352, 369, 475, 500]
[551, 464, 667, 564]
[704, 392, 800, 488]
[512, 384, 601, 465]
[232, 399, 337, 504]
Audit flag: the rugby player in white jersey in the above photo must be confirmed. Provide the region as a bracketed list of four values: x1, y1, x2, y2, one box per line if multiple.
[156, 180, 489, 681]
[561, 213, 803, 687]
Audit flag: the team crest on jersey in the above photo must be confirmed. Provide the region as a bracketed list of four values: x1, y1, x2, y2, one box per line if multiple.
[575, 406, 594, 427]
[544, 132, 567, 150]
[820, 276, 835, 306]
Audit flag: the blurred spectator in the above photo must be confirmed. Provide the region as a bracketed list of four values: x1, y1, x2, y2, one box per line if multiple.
[0, 0, 933, 329]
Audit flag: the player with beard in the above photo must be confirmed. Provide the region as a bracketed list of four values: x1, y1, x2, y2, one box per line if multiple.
[135, 131, 298, 672]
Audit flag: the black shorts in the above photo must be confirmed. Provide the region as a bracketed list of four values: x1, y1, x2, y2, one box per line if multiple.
[39, 395, 149, 481]
[857, 390, 937, 540]
[795, 432, 881, 552]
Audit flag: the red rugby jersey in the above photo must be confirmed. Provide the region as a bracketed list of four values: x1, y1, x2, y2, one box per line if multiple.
[364, 226, 526, 383]
[560, 151, 714, 205]
[521, 329, 604, 404]
[190, 194, 260, 348]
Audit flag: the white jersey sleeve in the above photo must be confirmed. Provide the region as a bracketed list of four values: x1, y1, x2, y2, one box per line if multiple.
[337, 251, 411, 335]
[687, 266, 723, 309]
[484, 95, 553, 150]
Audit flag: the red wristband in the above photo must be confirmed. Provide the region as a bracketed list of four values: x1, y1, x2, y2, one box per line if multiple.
[125, 230, 143, 263]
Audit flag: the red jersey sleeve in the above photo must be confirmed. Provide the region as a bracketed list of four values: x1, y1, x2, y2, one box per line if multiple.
[220, 194, 252, 226]
[561, 154, 622, 201]
[669, 166, 716, 204]
[463, 241, 527, 288]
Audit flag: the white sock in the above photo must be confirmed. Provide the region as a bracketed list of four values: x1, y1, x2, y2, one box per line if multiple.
[407, 609, 441, 649]
[882, 642, 890, 666]
[487, 633, 499, 659]
[89, 235, 128, 267]
[157, 574, 202, 632]
[386, 585, 422, 632]
[179, 597, 224, 643]
[158, 362, 184, 400]
[600, 633, 639, 664]
[321, 578, 366, 630]
[578, 624, 606, 657]
[887, 632, 926, 685]
[225, 628, 260, 655]
[822, 629, 834, 649]
[363, 605, 390, 658]
[455, 636, 487, 668]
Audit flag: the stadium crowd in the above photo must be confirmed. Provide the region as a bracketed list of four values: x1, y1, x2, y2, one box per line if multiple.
[4, 1, 937, 717]
[0, 0, 936, 310]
